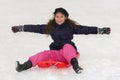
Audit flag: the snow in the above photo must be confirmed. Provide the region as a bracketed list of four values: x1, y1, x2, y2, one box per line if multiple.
[0, 0, 120, 80]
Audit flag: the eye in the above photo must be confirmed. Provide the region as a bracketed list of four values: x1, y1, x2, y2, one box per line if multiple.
[55, 15, 60, 18]
[60, 16, 64, 18]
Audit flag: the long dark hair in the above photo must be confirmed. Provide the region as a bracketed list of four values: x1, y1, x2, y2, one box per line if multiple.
[45, 7, 79, 35]
[45, 18, 79, 34]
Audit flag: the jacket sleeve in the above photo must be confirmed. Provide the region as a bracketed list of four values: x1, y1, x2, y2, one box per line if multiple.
[23, 24, 46, 34]
[73, 25, 98, 35]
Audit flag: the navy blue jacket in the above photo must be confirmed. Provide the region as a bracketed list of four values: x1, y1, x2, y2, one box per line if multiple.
[23, 21, 98, 51]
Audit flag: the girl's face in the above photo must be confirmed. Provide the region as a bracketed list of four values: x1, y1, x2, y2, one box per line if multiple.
[54, 12, 67, 25]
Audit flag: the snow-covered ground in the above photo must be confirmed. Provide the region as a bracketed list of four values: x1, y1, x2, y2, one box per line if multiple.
[0, 0, 120, 80]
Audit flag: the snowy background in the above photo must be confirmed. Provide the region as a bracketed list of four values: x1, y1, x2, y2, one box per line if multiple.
[0, 0, 120, 80]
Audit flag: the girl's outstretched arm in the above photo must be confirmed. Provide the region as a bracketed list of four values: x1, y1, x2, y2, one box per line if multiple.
[12, 24, 46, 34]
[73, 25, 110, 35]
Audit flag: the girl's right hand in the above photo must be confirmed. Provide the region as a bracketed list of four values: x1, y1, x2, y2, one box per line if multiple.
[11, 25, 24, 33]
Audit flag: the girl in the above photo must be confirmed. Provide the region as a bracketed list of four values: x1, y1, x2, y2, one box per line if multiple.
[12, 7, 110, 74]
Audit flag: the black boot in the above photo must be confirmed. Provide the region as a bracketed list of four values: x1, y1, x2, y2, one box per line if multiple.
[71, 58, 83, 74]
[16, 60, 32, 72]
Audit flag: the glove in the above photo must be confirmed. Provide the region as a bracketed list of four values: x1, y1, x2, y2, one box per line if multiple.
[11, 25, 24, 33]
[98, 27, 111, 34]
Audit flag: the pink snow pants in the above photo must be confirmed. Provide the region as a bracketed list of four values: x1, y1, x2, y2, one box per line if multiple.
[29, 44, 77, 67]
